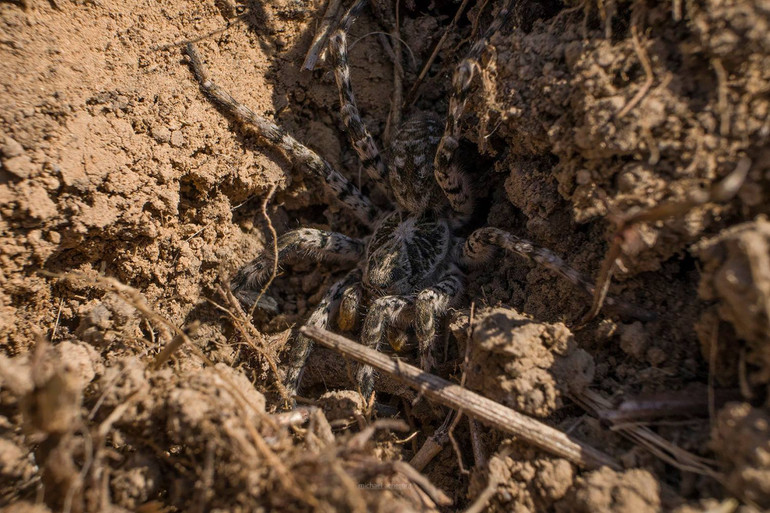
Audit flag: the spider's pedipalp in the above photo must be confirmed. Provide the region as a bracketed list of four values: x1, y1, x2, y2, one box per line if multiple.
[186, 43, 379, 227]
[338, 281, 362, 331]
[415, 265, 464, 370]
[357, 295, 412, 399]
[231, 228, 364, 306]
[284, 270, 361, 397]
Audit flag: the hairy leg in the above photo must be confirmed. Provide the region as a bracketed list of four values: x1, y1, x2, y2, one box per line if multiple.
[186, 43, 379, 227]
[463, 227, 653, 320]
[328, 0, 391, 197]
[284, 270, 361, 398]
[415, 265, 464, 370]
[357, 295, 412, 399]
[231, 228, 364, 306]
[433, 0, 514, 215]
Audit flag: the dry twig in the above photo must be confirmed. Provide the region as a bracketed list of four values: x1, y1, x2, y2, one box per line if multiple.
[301, 326, 620, 469]
[572, 388, 721, 476]
[617, 16, 654, 118]
[581, 157, 751, 325]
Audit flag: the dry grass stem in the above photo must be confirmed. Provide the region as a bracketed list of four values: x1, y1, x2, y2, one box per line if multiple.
[405, 0, 472, 105]
[617, 16, 654, 118]
[249, 183, 279, 319]
[572, 389, 721, 476]
[303, 0, 344, 70]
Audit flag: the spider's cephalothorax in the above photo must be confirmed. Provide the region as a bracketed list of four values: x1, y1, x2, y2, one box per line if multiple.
[186, 0, 646, 401]
[384, 114, 448, 213]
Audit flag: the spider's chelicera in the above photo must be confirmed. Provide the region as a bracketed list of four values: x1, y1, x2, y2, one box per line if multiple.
[186, 0, 645, 400]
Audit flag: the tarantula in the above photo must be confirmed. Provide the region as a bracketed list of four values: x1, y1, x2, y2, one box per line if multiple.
[186, 0, 643, 400]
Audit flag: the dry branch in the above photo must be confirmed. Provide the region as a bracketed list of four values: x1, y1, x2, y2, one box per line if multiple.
[301, 326, 620, 470]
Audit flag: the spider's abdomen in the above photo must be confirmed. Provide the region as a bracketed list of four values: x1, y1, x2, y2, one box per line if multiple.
[364, 211, 451, 296]
[387, 113, 447, 213]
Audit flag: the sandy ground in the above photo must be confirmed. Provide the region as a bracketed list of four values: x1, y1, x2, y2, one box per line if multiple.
[1, 0, 770, 511]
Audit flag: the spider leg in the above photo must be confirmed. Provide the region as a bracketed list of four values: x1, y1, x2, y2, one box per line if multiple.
[284, 269, 361, 398]
[185, 43, 379, 227]
[433, 0, 514, 215]
[415, 265, 464, 371]
[463, 227, 653, 321]
[328, 0, 391, 197]
[357, 295, 412, 400]
[232, 228, 364, 306]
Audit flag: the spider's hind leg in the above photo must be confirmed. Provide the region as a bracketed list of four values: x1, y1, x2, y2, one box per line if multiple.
[185, 43, 379, 227]
[232, 228, 364, 306]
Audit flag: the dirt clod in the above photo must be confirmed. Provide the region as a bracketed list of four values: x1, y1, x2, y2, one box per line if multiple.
[555, 467, 661, 513]
[712, 402, 770, 508]
[459, 308, 594, 418]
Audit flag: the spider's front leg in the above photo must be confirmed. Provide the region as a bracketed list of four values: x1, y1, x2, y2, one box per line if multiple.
[463, 227, 654, 321]
[231, 228, 365, 307]
[327, 0, 391, 197]
[285, 269, 362, 398]
[433, 0, 514, 215]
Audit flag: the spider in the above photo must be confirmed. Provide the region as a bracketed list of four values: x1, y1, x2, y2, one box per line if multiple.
[186, 0, 645, 401]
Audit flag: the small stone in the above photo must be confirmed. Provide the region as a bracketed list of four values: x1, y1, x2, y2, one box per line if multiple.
[646, 347, 667, 366]
[20, 183, 57, 221]
[1, 136, 24, 157]
[619, 321, 649, 361]
[47, 230, 61, 244]
[169, 130, 185, 148]
[576, 169, 592, 185]
[2, 155, 34, 179]
[151, 126, 171, 144]
[617, 169, 638, 193]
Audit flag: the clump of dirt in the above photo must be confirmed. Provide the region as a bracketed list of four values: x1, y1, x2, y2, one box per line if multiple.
[476, 1, 770, 275]
[694, 216, 770, 388]
[452, 308, 594, 418]
[555, 466, 662, 513]
[0, 341, 439, 512]
[712, 402, 770, 508]
[469, 442, 576, 512]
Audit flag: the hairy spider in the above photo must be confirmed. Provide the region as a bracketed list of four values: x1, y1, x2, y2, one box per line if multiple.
[186, 0, 644, 400]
